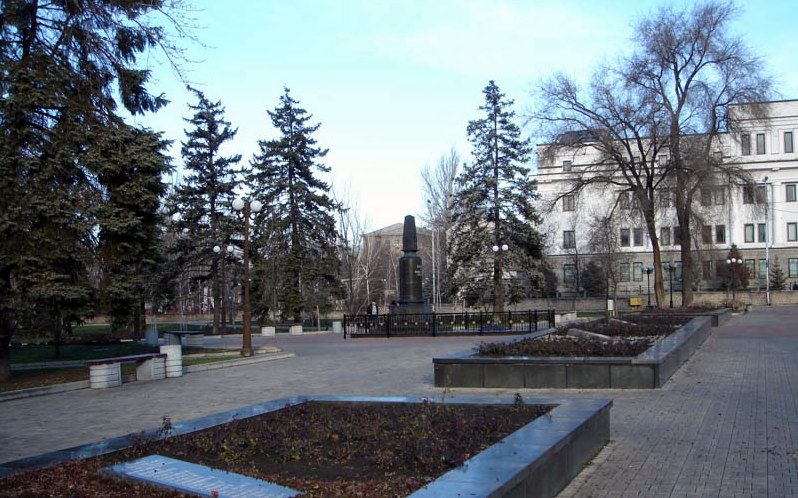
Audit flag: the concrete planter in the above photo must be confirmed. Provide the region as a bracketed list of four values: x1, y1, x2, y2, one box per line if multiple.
[88, 363, 121, 389]
[260, 326, 276, 337]
[331, 321, 343, 334]
[0, 395, 612, 498]
[289, 325, 303, 335]
[434, 316, 713, 389]
[159, 345, 183, 378]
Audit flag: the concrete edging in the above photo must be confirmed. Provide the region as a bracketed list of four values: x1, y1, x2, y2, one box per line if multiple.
[0, 395, 612, 498]
[0, 380, 90, 402]
[433, 315, 713, 389]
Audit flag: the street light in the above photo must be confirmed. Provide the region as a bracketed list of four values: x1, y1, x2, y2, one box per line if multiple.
[232, 198, 263, 357]
[643, 264, 654, 308]
[665, 262, 676, 308]
[726, 257, 743, 304]
[491, 243, 509, 314]
[426, 200, 437, 311]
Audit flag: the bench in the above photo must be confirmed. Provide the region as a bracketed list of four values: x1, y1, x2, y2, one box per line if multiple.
[86, 353, 167, 389]
[163, 330, 206, 347]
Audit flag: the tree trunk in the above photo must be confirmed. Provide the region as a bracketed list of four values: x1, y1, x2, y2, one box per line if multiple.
[675, 196, 694, 307]
[133, 303, 141, 339]
[53, 312, 62, 360]
[0, 319, 12, 382]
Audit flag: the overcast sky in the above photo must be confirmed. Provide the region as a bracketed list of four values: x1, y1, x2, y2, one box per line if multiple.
[130, 0, 798, 230]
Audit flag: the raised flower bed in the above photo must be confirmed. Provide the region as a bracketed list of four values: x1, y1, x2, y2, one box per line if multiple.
[0, 395, 611, 498]
[434, 314, 714, 389]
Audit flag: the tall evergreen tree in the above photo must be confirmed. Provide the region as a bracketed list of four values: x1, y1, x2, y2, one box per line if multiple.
[449, 81, 544, 312]
[247, 88, 341, 323]
[172, 89, 241, 334]
[0, 0, 186, 379]
[90, 125, 172, 338]
[769, 258, 786, 291]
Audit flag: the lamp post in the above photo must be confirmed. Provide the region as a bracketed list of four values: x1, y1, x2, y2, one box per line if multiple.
[643, 264, 654, 308]
[232, 198, 263, 357]
[726, 257, 742, 304]
[492, 243, 509, 314]
[213, 244, 236, 331]
[761, 176, 772, 306]
[426, 200, 437, 311]
[665, 262, 675, 308]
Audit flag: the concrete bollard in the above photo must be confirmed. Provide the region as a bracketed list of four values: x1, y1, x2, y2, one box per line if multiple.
[261, 326, 276, 337]
[89, 363, 122, 389]
[289, 324, 303, 335]
[160, 344, 183, 378]
[331, 321, 342, 334]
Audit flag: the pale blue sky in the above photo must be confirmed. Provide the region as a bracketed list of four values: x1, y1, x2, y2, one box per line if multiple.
[130, 0, 798, 229]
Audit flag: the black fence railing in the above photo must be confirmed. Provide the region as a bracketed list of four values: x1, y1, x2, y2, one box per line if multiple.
[343, 310, 555, 338]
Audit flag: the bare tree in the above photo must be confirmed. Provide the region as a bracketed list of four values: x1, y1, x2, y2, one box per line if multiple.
[625, 0, 773, 305]
[533, 67, 672, 306]
[421, 148, 460, 303]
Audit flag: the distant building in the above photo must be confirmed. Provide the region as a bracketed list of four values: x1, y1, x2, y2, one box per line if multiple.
[362, 222, 431, 306]
[535, 99, 798, 295]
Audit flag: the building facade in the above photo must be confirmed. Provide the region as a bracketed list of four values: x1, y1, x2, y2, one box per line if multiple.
[535, 100, 798, 296]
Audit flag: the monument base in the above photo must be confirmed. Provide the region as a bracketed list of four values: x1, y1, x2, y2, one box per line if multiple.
[391, 303, 432, 315]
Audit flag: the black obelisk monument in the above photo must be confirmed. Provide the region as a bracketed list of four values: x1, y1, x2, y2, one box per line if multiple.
[393, 215, 430, 314]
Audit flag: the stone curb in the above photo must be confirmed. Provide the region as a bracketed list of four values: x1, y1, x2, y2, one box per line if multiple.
[1, 353, 295, 403]
[0, 380, 90, 403]
[182, 352, 295, 374]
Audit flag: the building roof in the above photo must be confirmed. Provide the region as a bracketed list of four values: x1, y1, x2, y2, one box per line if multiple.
[364, 222, 430, 238]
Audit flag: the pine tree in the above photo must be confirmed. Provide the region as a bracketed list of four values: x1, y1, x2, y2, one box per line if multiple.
[172, 89, 241, 334]
[721, 244, 749, 291]
[770, 258, 787, 291]
[449, 81, 544, 312]
[246, 88, 342, 323]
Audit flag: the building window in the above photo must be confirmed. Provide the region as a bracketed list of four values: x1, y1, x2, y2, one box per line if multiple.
[788, 222, 797, 242]
[700, 189, 712, 207]
[660, 227, 671, 246]
[562, 194, 575, 212]
[741, 133, 751, 155]
[657, 154, 669, 166]
[789, 258, 798, 278]
[620, 228, 630, 247]
[756, 185, 767, 204]
[785, 131, 794, 153]
[619, 263, 630, 282]
[659, 190, 671, 208]
[701, 225, 712, 245]
[756, 133, 766, 154]
[563, 264, 576, 285]
[758, 223, 767, 243]
[743, 185, 754, 204]
[758, 259, 767, 280]
[633, 227, 644, 246]
[702, 260, 713, 280]
[714, 188, 725, 205]
[715, 225, 726, 244]
[619, 192, 630, 210]
[715, 259, 726, 277]
[674, 227, 681, 246]
[562, 160, 572, 172]
[745, 259, 756, 278]
[633, 262, 643, 282]
[786, 184, 796, 203]
[563, 230, 576, 249]
[744, 223, 755, 243]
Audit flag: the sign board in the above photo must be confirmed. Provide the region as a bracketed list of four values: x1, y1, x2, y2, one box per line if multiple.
[104, 455, 300, 498]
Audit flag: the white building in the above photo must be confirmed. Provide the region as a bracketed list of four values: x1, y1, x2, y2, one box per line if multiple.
[535, 99, 798, 295]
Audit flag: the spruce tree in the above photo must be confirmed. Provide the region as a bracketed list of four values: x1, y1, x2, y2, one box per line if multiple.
[770, 258, 787, 291]
[449, 81, 544, 312]
[172, 89, 241, 334]
[247, 88, 341, 323]
[90, 125, 172, 338]
[0, 1, 186, 379]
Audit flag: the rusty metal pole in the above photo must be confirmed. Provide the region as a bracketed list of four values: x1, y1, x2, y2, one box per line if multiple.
[241, 202, 254, 357]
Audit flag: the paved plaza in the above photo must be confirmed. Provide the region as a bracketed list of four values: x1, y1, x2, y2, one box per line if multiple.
[1, 307, 797, 496]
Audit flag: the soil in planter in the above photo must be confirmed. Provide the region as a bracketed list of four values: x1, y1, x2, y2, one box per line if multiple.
[476, 315, 691, 357]
[0, 400, 550, 498]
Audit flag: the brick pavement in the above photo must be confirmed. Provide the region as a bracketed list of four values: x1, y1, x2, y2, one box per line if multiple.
[1, 308, 797, 497]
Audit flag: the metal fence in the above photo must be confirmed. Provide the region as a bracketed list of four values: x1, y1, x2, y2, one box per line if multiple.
[343, 310, 555, 338]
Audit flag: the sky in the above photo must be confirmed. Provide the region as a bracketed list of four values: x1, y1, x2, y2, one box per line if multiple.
[129, 0, 798, 230]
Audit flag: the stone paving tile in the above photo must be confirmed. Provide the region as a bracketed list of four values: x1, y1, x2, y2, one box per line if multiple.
[1, 308, 797, 497]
